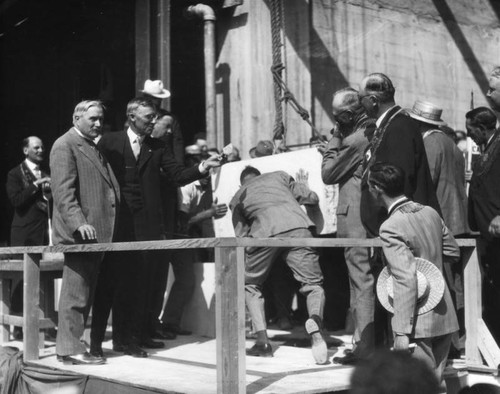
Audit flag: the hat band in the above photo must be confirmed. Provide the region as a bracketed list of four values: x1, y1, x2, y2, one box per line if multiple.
[412, 108, 442, 121]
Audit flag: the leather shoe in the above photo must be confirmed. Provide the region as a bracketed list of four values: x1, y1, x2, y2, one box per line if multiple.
[333, 352, 361, 365]
[58, 352, 105, 365]
[89, 347, 105, 359]
[123, 344, 148, 358]
[139, 339, 165, 349]
[246, 342, 273, 357]
[163, 323, 192, 336]
[305, 317, 328, 365]
[152, 329, 177, 340]
[112, 343, 126, 352]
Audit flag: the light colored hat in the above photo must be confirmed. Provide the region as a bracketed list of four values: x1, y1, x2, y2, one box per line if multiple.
[408, 100, 446, 126]
[185, 144, 201, 155]
[141, 79, 171, 99]
[376, 257, 445, 315]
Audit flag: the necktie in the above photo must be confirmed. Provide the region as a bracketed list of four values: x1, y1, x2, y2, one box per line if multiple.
[33, 165, 41, 179]
[132, 137, 142, 160]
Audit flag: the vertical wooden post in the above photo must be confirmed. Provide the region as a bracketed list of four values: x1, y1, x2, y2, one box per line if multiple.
[0, 277, 11, 343]
[215, 246, 246, 394]
[24, 253, 41, 361]
[463, 244, 482, 366]
[135, 0, 151, 92]
[156, 0, 171, 111]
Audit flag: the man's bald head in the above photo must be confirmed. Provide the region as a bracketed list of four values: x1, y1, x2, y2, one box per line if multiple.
[22, 136, 44, 164]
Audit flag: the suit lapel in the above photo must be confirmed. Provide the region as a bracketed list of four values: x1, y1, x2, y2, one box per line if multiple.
[70, 128, 114, 186]
[138, 136, 153, 172]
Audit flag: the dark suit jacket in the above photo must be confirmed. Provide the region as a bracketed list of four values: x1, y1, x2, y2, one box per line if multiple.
[6, 162, 50, 245]
[360, 106, 440, 236]
[380, 200, 459, 338]
[98, 130, 202, 240]
[50, 128, 120, 245]
[469, 130, 500, 241]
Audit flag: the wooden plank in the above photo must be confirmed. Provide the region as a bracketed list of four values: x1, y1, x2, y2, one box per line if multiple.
[0, 315, 54, 329]
[0, 259, 63, 271]
[463, 245, 483, 366]
[0, 237, 478, 256]
[215, 246, 245, 394]
[135, 0, 151, 93]
[156, 0, 171, 111]
[477, 318, 500, 369]
[23, 253, 41, 361]
[0, 278, 11, 343]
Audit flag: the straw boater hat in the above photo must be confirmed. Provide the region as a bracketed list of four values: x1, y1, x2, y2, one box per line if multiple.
[408, 100, 446, 126]
[141, 79, 171, 99]
[376, 257, 445, 315]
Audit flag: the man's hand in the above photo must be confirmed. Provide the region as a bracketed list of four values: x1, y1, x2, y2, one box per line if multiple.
[393, 334, 410, 351]
[315, 141, 328, 155]
[488, 216, 500, 237]
[295, 169, 309, 186]
[34, 177, 51, 187]
[211, 198, 228, 219]
[76, 224, 97, 241]
[465, 169, 473, 182]
[202, 156, 223, 171]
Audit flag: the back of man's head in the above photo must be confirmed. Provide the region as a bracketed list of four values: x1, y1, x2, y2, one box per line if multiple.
[350, 350, 439, 394]
[361, 73, 396, 104]
[368, 162, 405, 198]
[240, 166, 261, 185]
[466, 106, 497, 131]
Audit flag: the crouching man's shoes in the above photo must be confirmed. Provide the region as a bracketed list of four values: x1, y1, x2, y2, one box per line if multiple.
[332, 352, 361, 365]
[305, 315, 328, 365]
[246, 342, 273, 357]
[58, 352, 105, 365]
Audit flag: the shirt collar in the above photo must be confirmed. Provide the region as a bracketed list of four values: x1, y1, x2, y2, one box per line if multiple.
[127, 127, 144, 145]
[24, 158, 38, 171]
[387, 196, 409, 216]
[375, 105, 397, 128]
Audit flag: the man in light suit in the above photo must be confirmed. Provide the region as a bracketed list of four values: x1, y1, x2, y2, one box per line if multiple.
[321, 88, 375, 364]
[50, 100, 120, 365]
[230, 166, 327, 364]
[359, 73, 440, 237]
[368, 162, 459, 387]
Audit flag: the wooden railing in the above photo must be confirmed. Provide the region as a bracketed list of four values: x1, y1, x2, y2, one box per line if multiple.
[0, 237, 496, 394]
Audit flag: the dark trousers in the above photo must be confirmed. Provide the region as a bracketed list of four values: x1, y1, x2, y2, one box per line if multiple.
[56, 252, 103, 356]
[480, 239, 500, 343]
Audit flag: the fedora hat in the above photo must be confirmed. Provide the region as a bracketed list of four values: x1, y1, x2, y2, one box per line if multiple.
[376, 257, 445, 315]
[408, 100, 446, 126]
[141, 79, 171, 99]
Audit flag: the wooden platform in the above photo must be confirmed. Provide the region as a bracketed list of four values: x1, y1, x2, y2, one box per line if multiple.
[20, 328, 353, 394]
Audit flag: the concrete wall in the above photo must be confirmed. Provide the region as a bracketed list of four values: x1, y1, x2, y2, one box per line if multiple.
[216, 0, 500, 157]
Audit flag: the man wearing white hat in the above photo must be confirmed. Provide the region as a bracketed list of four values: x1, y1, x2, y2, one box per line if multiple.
[408, 100, 468, 237]
[368, 162, 459, 389]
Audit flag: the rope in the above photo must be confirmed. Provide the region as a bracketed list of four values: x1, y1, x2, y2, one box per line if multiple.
[270, 0, 284, 141]
[269, 0, 324, 144]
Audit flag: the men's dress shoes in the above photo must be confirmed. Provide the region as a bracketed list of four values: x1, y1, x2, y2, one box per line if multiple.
[305, 316, 328, 365]
[112, 343, 126, 352]
[333, 352, 361, 365]
[246, 342, 273, 357]
[59, 352, 105, 365]
[89, 347, 105, 359]
[139, 339, 165, 349]
[123, 344, 148, 358]
[163, 323, 192, 336]
[152, 329, 177, 340]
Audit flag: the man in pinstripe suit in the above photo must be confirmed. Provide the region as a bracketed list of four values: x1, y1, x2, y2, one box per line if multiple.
[50, 100, 120, 365]
[368, 162, 459, 388]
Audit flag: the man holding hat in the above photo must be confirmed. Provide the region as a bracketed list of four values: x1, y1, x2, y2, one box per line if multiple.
[368, 162, 459, 389]
[409, 100, 468, 236]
